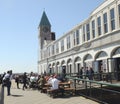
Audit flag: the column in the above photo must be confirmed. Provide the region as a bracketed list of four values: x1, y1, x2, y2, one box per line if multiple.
[101, 12, 104, 35]
[108, 58, 114, 72]
[107, 7, 111, 32]
[115, 1, 119, 29]
[95, 15, 99, 38]
[90, 19, 92, 40]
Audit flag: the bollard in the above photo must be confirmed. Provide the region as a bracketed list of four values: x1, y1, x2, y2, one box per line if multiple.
[0, 86, 4, 104]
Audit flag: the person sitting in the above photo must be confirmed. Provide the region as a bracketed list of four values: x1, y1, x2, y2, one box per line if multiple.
[38, 75, 46, 93]
[57, 74, 64, 82]
[47, 75, 53, 83]
[49, 75, 60, 90]
[49, 75, 64, 96]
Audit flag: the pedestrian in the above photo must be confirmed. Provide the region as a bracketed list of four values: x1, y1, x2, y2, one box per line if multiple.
[79, 67, 84, 83]
[0, 74, 2, 85]
[15, 75, 20, 89]
[77, 67, 83, 84]
[88, 67, 94, 80]
[3, 71, 12, 96]
[22, 72, 28, 90]
[85, 67, 89, 79]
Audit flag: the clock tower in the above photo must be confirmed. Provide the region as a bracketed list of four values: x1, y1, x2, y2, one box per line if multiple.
[38, 11, 52, 49]
[38, 11, 56, 74]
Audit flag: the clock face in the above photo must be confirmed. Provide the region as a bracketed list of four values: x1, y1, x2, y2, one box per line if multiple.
[43, 27, 49, 33]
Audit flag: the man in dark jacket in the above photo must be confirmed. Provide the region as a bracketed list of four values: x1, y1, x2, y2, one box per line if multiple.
[3, 71, 12, 96]
[22, 72, 27, 90]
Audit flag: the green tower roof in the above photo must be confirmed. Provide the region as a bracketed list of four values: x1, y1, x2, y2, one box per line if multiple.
[39, 11, 51, 27]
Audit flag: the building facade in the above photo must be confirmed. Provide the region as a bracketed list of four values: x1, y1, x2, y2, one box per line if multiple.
[38, 0, 120, 80]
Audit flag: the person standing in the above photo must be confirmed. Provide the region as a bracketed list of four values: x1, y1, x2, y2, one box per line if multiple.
[22, 72, 27, 90]
[85, 67, 89, 79]
[0, 74, 2, 85]
[80, 67, 84, 83]
[3, 71, 12, 96]
[15, 75, 20, 89]
[88, 67, 94, 80]
[77, 67, 83, 84]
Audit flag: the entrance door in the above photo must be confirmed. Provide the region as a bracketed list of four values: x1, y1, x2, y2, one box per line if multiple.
[77, 63, 80, 73]
[69, 64, 72, 75]
[49, 68, 52, 74]
[115, 58, 120, 80]
[62, 66, 66, 78]
[98, 60, 103, 72]
[62, 66, 66, 74]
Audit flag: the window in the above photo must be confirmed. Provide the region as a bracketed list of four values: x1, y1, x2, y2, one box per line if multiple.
[110, 8, 115, 30]
[118, 4, 120, 27]
[61, 40, 64, 52]
[56, 43, 59, 54]
[86, 23, 90, 40]
[103, 13, 108, 33]
[52, 45, 55, 55]
[48, 47, 51, 57]
[83, 26, 85, 42]
[73, 30, 80, 46]
[43, 49, 47, 58]
[92, 20, 95, 38]
[73, 32, 76, 45]
[97, 16, 101, 35]
[67, 36, 71, 49]
[76, 30, 79, 44]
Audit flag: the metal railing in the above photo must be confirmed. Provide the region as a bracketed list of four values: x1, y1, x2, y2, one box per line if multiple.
[66, 71, 120, 82]
[66, 73, 120, 104]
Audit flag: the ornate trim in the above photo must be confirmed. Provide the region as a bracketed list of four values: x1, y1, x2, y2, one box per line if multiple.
[73, 46, 80, 51]
[83, 42, 91, 48]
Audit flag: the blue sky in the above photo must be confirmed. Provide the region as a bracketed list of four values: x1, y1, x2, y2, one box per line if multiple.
[0, 0, 104, 73]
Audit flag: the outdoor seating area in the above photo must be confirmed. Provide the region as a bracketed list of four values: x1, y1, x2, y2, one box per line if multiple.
[25, 71, 120, 101]
[24, 73, 76, 98]
[41, 80, 75, 98]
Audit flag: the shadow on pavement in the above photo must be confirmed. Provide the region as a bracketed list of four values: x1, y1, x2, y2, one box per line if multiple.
[11, 94, 23, 97]
[51, 95, 80, 99]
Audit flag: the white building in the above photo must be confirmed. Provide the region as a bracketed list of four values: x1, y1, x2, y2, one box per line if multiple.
[38, 0, 120, 80]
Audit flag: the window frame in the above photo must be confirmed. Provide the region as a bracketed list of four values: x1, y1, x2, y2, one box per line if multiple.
[103, 12, 108, 33]
[110, 8, 115, 31]
[61, 39, 64, 52]
[97, 16, 101, 36]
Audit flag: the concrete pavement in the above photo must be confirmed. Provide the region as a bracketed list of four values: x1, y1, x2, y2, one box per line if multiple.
[4, 80, 100, 104]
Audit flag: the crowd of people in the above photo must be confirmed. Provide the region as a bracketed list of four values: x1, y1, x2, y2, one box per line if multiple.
[0, 67, 96, 96]
[77, 67, 94, 84]
[0, 71, 66, 96]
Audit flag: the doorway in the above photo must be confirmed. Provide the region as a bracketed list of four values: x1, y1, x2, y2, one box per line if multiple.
[114, 58, 120, 80]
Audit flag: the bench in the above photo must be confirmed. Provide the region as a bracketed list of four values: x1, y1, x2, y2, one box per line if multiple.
[41, 87, 48, 93]
[47, 89, 60, 98]
[64, 87, 75, 95]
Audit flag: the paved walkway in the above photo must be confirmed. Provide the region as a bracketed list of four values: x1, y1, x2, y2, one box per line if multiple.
[4, 80, 100, 104]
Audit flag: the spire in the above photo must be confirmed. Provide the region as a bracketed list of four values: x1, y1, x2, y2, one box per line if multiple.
[39, 11, 51, 27]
